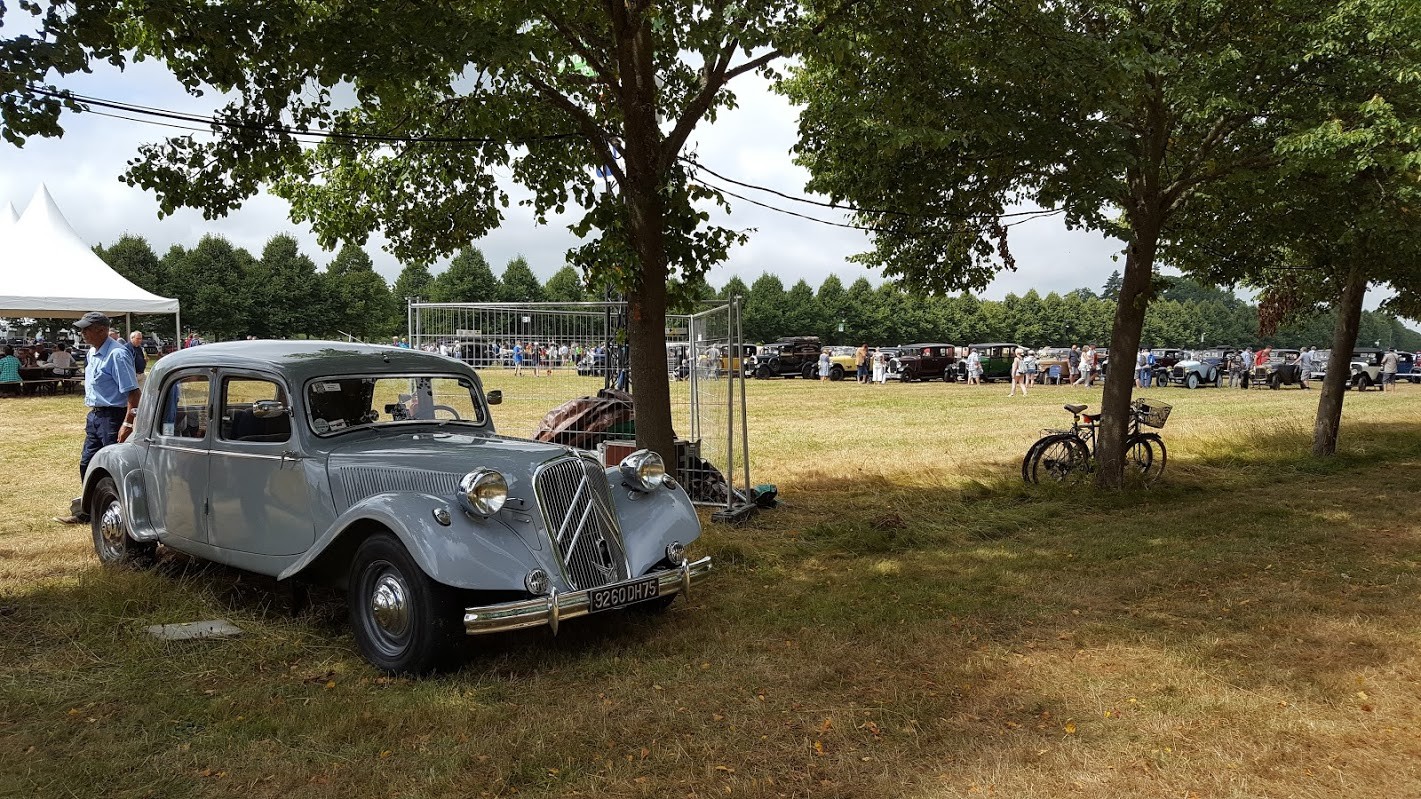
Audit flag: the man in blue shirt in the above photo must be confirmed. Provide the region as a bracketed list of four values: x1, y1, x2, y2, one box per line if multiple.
[55, 312, 142, 524]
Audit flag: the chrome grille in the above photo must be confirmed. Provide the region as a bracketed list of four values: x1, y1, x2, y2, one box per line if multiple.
[336, 467, 462, 509]
[1171, 366, 1185, 378]
[533, 457, 628, 591]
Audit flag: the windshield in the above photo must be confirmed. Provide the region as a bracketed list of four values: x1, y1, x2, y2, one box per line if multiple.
[306, 374, 487, 436]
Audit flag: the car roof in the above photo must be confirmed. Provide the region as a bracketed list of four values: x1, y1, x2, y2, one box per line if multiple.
[967, 342, 1022, 348]
[149, 340, 476, 385]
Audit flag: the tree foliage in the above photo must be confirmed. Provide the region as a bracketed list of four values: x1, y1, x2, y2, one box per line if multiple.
[429, 247, 500, 305]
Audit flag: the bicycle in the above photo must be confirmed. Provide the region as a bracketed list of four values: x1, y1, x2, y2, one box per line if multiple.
[1021, 399, 1170, 484]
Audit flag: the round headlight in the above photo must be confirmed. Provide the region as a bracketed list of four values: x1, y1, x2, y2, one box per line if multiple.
[458, 468, 508, 517]
[524, 568, 551, 596]
[619, 449, 667, 492]
[665, 541, 686, 566]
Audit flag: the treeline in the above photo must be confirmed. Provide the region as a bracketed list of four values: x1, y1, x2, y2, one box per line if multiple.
[730, 271, 1421, 351]
[22, 233, 1419, 353]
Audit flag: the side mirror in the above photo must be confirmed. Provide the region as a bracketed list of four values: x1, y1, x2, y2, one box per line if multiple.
[252, 399, 288, 419]
[486, 390, 503, 406]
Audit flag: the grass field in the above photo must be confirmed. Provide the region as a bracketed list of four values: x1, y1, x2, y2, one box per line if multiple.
[3, 376, 1421, 798]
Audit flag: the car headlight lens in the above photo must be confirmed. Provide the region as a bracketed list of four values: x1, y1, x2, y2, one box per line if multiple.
[665, 541, 686, 566]
[458, 468, 508, 517]
[524, 568, 551, 596]
[619, 449, 667, 492]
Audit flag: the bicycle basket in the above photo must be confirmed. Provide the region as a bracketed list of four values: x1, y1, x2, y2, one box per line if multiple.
[1133, 399, 1172, 428]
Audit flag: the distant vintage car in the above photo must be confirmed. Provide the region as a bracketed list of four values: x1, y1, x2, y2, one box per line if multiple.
[824, 345, 859, 381]
[82, 341, 710, 673]
[1347, 348, 1384, 390]
[749, 336, 822, 379]
[1400, 351, 1419, 383]
[1257, 348, 1305, 389]
[1035, 347, 1072, 382]
[1147, 348, 1186, 386]
[893, 343, 959, 382]
[959, 343, 1025, 382]
[1168, 349, 1226, 389]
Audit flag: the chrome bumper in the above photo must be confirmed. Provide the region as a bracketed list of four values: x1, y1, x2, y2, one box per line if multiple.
[463, 556, 713, 636]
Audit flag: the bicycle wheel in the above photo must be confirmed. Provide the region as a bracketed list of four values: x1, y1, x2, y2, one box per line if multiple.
[1124, 432, 1166, 484]
[1028, 433, 1090, 484]
[1021, 436, 1049, 482]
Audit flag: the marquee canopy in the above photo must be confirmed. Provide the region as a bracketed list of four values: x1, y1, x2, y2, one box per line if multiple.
[0, 185, 180, 319]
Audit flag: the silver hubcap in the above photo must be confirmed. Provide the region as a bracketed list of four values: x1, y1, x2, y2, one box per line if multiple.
[370, 572, 410, 638]
[98, 500, 125, 557]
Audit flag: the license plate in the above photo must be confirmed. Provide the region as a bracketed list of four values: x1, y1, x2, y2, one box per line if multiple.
[588, 576, 660, 613]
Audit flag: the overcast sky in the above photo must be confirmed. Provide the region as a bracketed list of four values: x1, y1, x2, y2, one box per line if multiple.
[0, 58, 1400, 317]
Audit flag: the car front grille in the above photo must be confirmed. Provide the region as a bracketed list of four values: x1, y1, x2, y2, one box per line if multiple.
[533, 456, 629, 591]
[1172, 366, 1185, 378]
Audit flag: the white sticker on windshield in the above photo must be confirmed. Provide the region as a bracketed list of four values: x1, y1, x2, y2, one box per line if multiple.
[328, 419, 347, 431]
[321, 382, 342, 392]
[312, 418, 330, 433]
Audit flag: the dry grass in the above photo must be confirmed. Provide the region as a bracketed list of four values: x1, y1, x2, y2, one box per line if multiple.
[3, 378, 1421, 798]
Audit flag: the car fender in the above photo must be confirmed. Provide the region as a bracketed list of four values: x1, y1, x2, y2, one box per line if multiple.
[81, 442, 164, 539]
[603, 467, 703, 574]
[278, 492, 536, 591]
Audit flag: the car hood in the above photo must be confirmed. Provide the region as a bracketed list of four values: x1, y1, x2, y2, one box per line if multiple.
[323, 430, 586, 509]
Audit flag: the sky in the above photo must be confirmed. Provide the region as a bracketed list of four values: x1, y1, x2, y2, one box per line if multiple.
[0, 58, 1401, 317]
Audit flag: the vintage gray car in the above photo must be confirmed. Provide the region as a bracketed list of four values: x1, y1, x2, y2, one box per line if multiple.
[82, 341, 711, 673]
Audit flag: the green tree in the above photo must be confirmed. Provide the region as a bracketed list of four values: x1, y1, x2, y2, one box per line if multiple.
[389, 263, 435, 330]
[167, 235, 256, 340]
[326, 244, 394, 342]
[782, 279, 820, 340]
[742, 273, 788, 344]
[815, 274, 847, 342]
[787, 0, 1406, 485]
[544, 265, 586, 303]
[96, 235, 171, 338]
[255, 234, 322, 338]
[719, 276, 751, 303]
[1100, 271, 1122, 302]
[1, 1, 844, 464]
[430, 247, 499, 304]
[498, 256, 546, 304]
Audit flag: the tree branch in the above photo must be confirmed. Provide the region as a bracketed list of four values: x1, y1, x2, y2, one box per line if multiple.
[523, 73, 625, 186]
[539, 7, 619, 91]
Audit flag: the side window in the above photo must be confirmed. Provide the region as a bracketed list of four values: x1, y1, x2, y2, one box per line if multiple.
[160, 375, 210, 439]
[220, 377, 291, 443]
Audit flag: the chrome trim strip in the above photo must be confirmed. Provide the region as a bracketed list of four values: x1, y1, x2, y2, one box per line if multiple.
[208, 449, 287, 461]
[463, 557, 712, 636]
[151, 443, 209, 456]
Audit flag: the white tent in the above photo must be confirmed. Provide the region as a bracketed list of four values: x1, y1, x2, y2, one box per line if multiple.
[0, 185, 181, 331]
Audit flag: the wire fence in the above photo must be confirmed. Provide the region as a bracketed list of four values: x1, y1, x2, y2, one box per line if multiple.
[408, 300, 752, 509]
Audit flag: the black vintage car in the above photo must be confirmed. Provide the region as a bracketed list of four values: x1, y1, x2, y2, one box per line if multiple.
[893, 343, 959, 382]
[750, 336, 823, 379]
[1259, 348, 1304, 389]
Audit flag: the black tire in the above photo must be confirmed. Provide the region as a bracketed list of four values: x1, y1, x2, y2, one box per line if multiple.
[1357, 374, 1372, 391]
[348, 533, 462, 675]
[1027, 434, 1090, 484]
[1209, 369, 1221, 387]
[1269, 374, 1281, 390]
[90, 475, 157, 567]
[900, 368, 916, 383]
[1185, 373, 1199, 390]
[754, 364, 771, 380]
[1124, 432, 1167, 484]
[830, 365, 845, 381]
[801, 363, 816, 380]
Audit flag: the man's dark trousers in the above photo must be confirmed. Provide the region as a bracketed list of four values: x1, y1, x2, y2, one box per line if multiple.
[80, 407, 126, 478]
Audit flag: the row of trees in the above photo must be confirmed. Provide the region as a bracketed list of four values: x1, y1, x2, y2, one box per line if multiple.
[77, 232, 1421, 355]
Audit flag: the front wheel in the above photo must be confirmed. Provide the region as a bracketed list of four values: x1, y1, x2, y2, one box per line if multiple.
[1185, 373, 1199, 390]
[90, 475, 157, 567]
[1124, 432, 1166, 484]
[348, 533, 462, 675]
[830, 365, 844, 381]
[900, 368, 915, 383]
[1026, 433, 1091, 484]
[754, 364, 771, 380]
[1356, 374, 1372, 391]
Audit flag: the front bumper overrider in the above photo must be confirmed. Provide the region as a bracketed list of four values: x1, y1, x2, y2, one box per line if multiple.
[463, 556, 712, 635]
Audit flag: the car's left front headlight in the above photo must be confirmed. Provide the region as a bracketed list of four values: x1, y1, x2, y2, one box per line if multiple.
[458, 468, 508, 517]
[619, 449, 667, 492]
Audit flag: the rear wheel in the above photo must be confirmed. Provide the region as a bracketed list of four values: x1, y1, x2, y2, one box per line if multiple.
[830, 365, 844, 381]
[348, 533, 462, 675]
[1124, 433, 1167, 484]
[1026, 434, 1090, 484]
[90, 476, 156, 567]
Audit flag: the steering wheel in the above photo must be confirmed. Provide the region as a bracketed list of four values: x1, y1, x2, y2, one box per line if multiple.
[431, 404, 461, 420]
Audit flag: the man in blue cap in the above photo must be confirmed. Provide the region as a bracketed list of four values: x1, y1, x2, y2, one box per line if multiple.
[55, 312, 141, 524]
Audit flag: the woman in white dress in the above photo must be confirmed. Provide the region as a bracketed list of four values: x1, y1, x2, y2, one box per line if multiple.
[871, 349, 887, 385]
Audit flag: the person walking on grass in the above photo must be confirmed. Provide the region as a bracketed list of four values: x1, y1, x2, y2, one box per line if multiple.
[1240, 347, 1255, 389]
[1068, 344, 1080, 384]
[1074, 345, 1094, 386]
[966, 347, 982, 385]
[818, 348, 832, 382]
[1135, 347, 1149, 389]
[1007, 348, 1028, 397]
[55, 313, 141, 525]
[1382, 347, 1399, 392]
[1024, 349, 1039, 387]
[1298, 347, 1314, 389]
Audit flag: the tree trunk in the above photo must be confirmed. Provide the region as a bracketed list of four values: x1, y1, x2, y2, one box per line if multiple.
[614, 10, 676, 467]
[1095, 228, 1159, 488]
[1312, 265, 1367, 456]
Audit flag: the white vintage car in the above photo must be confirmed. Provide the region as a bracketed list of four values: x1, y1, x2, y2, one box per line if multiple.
[83, 341, 710, 673]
